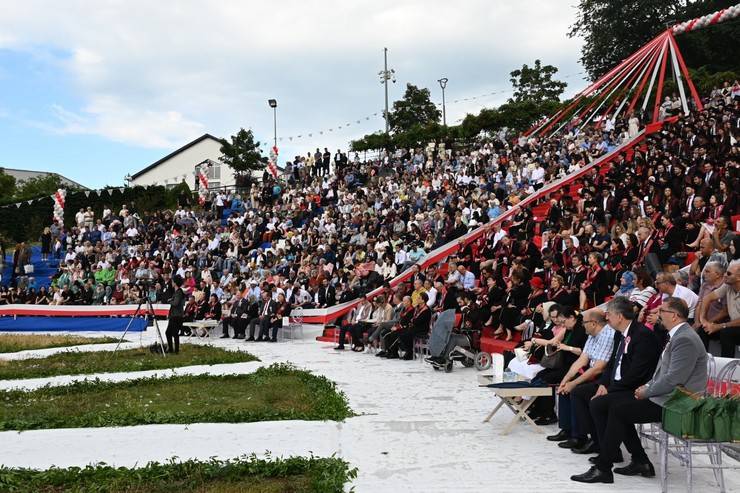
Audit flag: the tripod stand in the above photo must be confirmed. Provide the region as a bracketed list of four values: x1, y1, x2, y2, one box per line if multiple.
[114, 292, 167, 357]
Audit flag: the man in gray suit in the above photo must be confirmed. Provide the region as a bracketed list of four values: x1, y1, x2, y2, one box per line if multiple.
[572, 296, 708, 483]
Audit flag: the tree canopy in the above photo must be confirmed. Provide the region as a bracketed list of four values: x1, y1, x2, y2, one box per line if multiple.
[569, 0, 740, 81]
[0, 169, 79, 206]
[387, 84, 441, 134]
[0, 170, 17, 204]
[349, 62, 566, 152]
[219, 128, 265, 176]
[509, 59, 567, 105]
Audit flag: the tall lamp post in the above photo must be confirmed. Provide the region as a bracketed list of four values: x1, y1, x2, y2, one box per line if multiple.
[438, 77, 448, 126]
[378, 47, 395, 133]
[268, 99, 277, 148]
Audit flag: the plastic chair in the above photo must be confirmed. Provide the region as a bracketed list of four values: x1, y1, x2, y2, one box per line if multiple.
[413, 337, 430, 362]
[280, 307, 304, 343]
[658, 358, 739, 493]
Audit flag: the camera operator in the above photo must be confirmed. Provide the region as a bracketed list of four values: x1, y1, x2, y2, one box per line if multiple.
[167, 275, 186, 354]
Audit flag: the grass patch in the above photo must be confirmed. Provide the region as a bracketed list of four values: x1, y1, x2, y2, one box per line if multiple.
[0, 334, 123, 354]
[0, 363, 354, 430]
[0, 344, 258, 380]
[0, 454, 357, 493]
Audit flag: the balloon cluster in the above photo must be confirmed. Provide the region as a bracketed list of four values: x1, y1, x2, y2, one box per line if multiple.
[52, 189, 66, 223]
[671, 4, 740, 35]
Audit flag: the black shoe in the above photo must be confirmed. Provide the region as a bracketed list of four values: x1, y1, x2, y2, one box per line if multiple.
[385, 352, 399, 359]
[375, 351, 387, 358]
[559, 438, 587, 449]
[245, 337, 255, 342]
[269, 338, 277, 343]
[334, 346, 345, 350]
[401, 353, 413, 360]
[220, 334, 230, 339]
[235, 334, 245, 339]
[570, 466, 613, 484]
[614, 460, 655, 477]
[589, 450, 624, 464]
[572, 440, 599, 454]
[546, 430, 570, 442]
[534, 415, 558, 426]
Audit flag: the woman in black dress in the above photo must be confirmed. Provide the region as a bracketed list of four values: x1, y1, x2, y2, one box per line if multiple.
[39, 227, 52, 262]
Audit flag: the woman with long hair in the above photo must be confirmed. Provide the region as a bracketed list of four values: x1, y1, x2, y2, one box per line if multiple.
[529, 306, 588, 424]
[40, 227, 52, 262]
[579, 252, 607, 310]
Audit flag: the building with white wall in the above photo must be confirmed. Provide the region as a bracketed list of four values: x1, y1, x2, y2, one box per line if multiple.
[129, 134, 234, 191]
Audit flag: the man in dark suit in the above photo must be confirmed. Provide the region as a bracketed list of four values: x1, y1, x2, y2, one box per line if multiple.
[598, 188, 615, 225]
[571, 297, 661, 484]
[221, 291, 249, 339]
[247, 291, 277, 341]
[316, 278, 336, 308]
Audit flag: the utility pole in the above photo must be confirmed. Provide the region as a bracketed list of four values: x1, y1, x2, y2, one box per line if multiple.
[378, 47, 395, 133]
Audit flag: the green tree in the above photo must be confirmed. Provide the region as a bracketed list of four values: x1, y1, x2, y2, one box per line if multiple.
[219, 128, 265, 178]
[0, 169, 17, 204]
[14, 174, 70, 201]
[388, 84, 441, 134]
[569, 0, 740, 81]
[509, 60, 567, 105]
[349, 132, 392, 152]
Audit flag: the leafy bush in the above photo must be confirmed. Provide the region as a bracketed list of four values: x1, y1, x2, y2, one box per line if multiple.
[0, 344, 258, 380]
[0, 454, 357, 493]
[0, 334, 123, 354]
[0, 363, 354, 430]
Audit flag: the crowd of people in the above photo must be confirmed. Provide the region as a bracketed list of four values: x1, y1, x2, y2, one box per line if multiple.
[0, 79, 738, 482]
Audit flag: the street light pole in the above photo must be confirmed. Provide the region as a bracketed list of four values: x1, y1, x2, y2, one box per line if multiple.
[438, 77, 448, 126]
[378, 47, 395, 134]
[268, 99, 278, 148]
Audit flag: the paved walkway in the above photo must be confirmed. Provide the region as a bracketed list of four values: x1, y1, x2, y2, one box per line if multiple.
[0, 328, 737, 492]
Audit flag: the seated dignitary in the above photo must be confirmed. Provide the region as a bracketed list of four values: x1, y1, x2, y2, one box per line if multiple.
[547, 308, 615, 448]
[569, 297, 660, 459]
[571, 297, 708, 484]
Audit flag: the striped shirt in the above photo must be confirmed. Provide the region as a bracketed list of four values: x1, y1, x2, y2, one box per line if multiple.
[583, 325, 616, 367]
[630, 286, 656, 308]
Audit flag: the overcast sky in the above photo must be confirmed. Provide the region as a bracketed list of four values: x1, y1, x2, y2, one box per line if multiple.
[0, 0, 586, 188]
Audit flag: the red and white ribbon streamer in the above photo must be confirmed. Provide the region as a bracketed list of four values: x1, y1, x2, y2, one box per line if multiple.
[52, 188, 66, 223]
[671, 4, 740, 35]
[0, 304, 170, 318]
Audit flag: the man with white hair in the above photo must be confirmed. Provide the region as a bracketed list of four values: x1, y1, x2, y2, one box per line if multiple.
[697, 259, 740, 357]
[654, 271, 699, 321]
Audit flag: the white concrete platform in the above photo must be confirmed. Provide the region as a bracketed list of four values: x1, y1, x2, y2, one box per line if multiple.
[0, 327, 737, 492]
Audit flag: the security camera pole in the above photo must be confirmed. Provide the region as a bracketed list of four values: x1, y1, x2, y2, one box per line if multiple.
[378, 47, 395, 134]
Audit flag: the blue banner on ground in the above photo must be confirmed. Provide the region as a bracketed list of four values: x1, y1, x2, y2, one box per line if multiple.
[0, 316, 147, 332]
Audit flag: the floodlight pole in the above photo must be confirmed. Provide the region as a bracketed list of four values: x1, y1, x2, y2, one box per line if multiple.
[268, 99, 278, 148]
[438, 77, 448, 126]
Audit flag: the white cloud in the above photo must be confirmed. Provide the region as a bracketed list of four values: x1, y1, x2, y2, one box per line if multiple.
[45, 96, 205, 148]
[0, 0, 585, 157]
